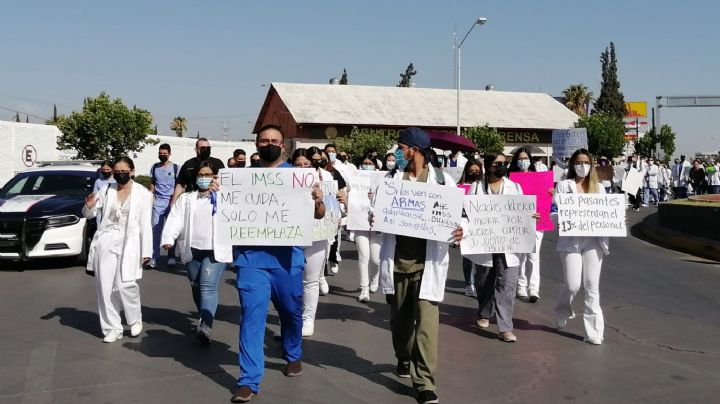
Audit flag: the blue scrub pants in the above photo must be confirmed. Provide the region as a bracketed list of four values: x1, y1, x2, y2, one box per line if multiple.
[236, 265, 303, 393]
[152, 197, 175, 261]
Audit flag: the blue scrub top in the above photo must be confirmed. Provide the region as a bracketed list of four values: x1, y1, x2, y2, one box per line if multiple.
[233, 162, 305, 269]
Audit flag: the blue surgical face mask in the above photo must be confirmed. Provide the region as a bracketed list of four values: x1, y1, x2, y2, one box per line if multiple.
[518, 160, 531, 171]
[394, 148, 408, 170]
[196, 177, 212, 190]
[328, 152, 337, 163]
[361, 164, 375, 171]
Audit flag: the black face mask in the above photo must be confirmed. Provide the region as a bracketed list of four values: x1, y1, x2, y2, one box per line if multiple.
[100, 171, 112, 179]
[258, 144, 282, 163]
[312, 159, 328, 169]
[492, 166, 507, 178]
[338, 155, 348, 163]
[197, 147, 211, 160]
[158, 155, 168, 163]
[250, 160, 261, 167]
[114, 172, 131, 185]
[466, 173, 480, 183]
[236, 160, 246, 168]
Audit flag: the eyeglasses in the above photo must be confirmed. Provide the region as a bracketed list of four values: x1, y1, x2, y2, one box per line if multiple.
[257, 139, 283, 146]
[197, 173, 214, 178]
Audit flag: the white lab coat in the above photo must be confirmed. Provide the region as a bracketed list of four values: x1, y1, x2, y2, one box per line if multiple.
[707, 164, 720, 186]
[645, 164, 659, 189]
[672, 162, 690, 187]
[377, 165, 456, 302]
[553, 179, 610, 255]
[161, 191, 233, 263]
[83, 182, 153, 282]
[462, 178, 524, 268]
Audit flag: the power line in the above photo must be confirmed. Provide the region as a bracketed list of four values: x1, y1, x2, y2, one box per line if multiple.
[0, 105, 50, 121]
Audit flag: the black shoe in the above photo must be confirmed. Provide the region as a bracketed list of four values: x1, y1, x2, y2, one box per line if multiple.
[396, 360, 411, 378]
[529, 295, 539, 303]
[417, 390, 439, 404]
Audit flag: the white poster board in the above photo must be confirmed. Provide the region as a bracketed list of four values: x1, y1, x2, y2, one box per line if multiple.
[556, 193, 627, 237]
[347, 171, 386, 231]
[621, 168, 644, 195]
[443, 167, 464, 183]
[216, 168, 315, 246]
[552, 128, 588, 160]
[461, 195, 537, 254]
[553, 165, 565, 182]
[313, 180, 341, 241]
[373, 178, 464, 242]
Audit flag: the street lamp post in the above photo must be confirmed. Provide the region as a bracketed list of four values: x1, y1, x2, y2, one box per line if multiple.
[455, 17, 487, 137]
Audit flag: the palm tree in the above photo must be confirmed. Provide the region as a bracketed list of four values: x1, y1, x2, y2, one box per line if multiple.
[169, 116, 188, 137]
[562, 84, 594, 116]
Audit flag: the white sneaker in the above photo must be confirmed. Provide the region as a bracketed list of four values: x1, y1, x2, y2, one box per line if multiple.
[130, 321, 143, 337]
[348, 231, 355, 242]
[584, 337, 603, 345]
[319, 277, 329, 296]
[168, 257, 177, 267]
[103, 330, 123, 343]
[369, 276, 379, 293]
[464, 284, 476, 297]
[302, 322, 314, 337]
[329, 263, 339, 275]
[358, 289, 370, 303]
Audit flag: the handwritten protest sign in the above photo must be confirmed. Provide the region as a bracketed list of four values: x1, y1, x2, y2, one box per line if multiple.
[509, 171, 554, 231]
[347, 171, 385, 231]
[373, 178, 463, 242]
[556, 193, 626, 237]
[621, 168, 644, 195]
[552, 128, 588, 160]
[461, 195, 537, 254]
[313, 180, 341, 241]
[217, 168, 315, 246]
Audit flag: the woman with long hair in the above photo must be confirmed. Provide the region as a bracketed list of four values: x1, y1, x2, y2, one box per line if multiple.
[382, 152, 397, 171]
[553, 149, 608, 344]
[83, 157, 153, 343]
[352, 152, 382, 302]
[458, 159, 483, 297]
[508, 147, 544, 303]
[293, 147, 333, 337]
[161, 160, 232, 344]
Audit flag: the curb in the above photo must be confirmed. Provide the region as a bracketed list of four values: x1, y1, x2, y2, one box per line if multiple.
[635, 213, 720, 262]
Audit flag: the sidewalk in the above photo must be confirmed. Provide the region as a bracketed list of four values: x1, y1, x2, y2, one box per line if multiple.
[634, 212, 720, 262]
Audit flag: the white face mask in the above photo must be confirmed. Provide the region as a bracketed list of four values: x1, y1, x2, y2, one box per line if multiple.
[574, 163, 591, 178]
[386, 161, 396, 170]
[517, 160, 531, 171]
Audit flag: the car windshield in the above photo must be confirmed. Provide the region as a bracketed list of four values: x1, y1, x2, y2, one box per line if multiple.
[0, 173, 94, 198]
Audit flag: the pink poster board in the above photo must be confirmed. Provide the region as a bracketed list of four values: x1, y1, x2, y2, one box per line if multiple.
[509, 171, 554, 231]
[457, 184, 471, 195]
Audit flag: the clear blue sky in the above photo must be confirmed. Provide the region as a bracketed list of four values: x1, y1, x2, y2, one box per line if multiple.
[2, 0, 718, 156]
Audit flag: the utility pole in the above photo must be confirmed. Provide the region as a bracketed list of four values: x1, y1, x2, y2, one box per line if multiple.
[222, 121, 230, 142]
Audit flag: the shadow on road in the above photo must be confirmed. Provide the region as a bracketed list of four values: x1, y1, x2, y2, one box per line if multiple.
[41, 307, 101, 337]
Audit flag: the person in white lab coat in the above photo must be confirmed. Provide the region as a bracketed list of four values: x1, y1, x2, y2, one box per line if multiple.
[643, 158, 659, 205]
[161, 160, 232, 344]
[83, 157, 153, 343]
[553, 148, 609, 345]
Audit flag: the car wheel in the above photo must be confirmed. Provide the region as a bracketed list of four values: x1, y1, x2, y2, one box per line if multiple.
[75, 224, 90, 266]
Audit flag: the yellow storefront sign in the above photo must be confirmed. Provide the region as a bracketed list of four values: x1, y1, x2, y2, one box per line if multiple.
[625, 102, 647, 118]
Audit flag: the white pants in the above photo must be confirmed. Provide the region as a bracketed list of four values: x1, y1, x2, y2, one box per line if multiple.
[95, 240, 142, 336]
[355, 230, 381, 290]
[517, 231, 544, 297]
[303, 240, 329, 325]
[554, 238, 605, 342]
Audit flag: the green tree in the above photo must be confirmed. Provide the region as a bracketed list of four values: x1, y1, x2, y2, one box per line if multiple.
[334, 126, 397, 158]
[636, 124, 676, 161]
[55, 92, 155, 160]
[397, 63, 417, 87]
[575, 113, 625, 158]
[340, 68, 348, 85]
[562, 84, 593, 115]
[465, 125, 505, 155]
[170, 116, 187, 137]
[593, 42, 626, 119]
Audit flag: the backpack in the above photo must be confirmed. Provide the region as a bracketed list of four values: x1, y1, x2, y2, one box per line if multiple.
[151, 162, 179, 185]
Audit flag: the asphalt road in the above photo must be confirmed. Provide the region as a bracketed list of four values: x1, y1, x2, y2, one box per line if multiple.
[1, 208, 719, 404]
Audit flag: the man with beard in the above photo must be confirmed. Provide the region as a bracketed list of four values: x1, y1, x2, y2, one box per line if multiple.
[170, 138, 225, 206]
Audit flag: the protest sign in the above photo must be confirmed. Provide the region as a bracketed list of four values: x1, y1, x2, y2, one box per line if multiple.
[553, 165, 565, 182]
[509, 171, 554, 231]
[621, 168, 644, 195]
[373, 178, 464, 242]
[216, 168, 315, 246]
[461, 195, 537, 254]
[556, 193, 626, 237]
[457, 184, 471, 195]
[552, 128, 588, 160]
[347, 171, 385, 231]
[613, 165, 626, 183]
[313, 180, 341, 241]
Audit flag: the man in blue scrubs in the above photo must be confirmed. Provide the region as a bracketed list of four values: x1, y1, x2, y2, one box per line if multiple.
[231, 125, 325, 403]
[149, 143, 178, 269]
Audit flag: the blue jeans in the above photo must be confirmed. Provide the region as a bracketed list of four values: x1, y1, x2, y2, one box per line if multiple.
[462, 257, 475, 286]
[643, 187, 659, 205]
[186, 248, 227, 328]
[236, 265, 303, 393]
[152, 197, 175, 261]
